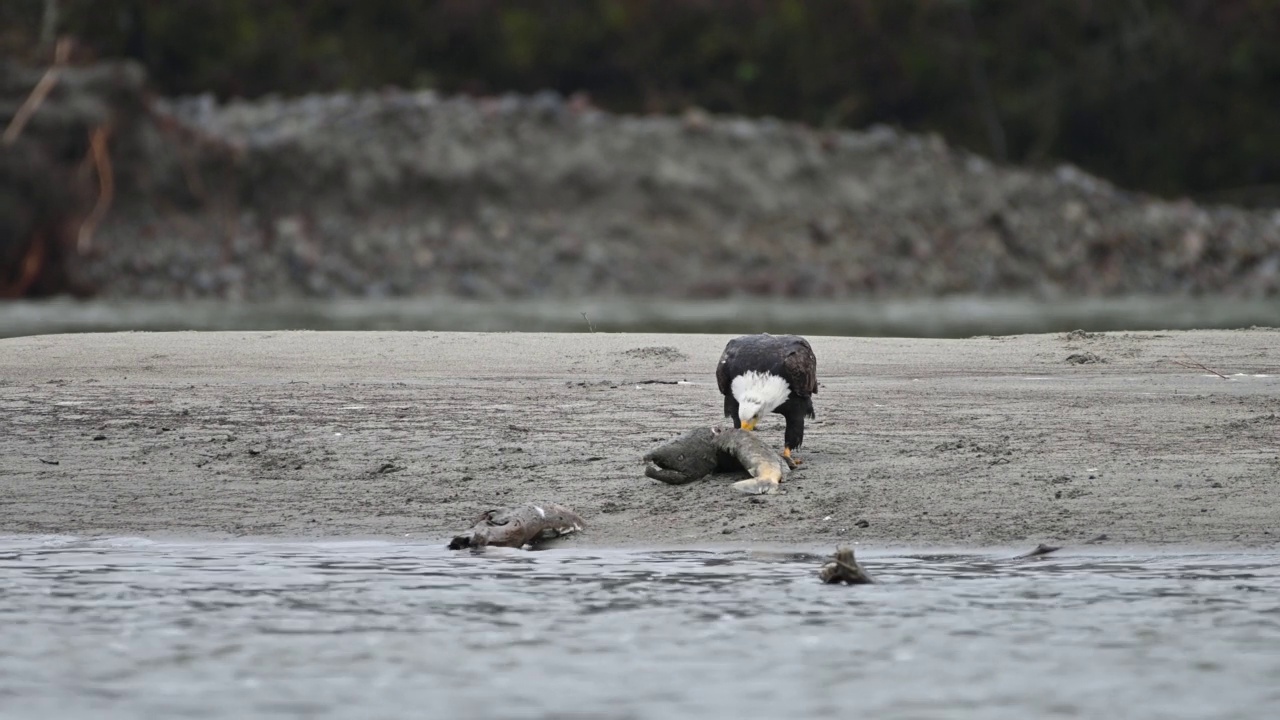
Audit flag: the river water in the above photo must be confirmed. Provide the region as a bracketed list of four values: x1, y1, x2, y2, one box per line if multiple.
[3, 295, 1279, 339]
[2, 537, 1278, 720]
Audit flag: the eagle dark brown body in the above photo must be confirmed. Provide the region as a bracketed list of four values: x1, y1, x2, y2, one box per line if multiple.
[715, 334, 818, 461]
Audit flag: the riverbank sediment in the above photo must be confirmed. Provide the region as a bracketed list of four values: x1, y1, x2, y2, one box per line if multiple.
[2, 329, 1277, 549]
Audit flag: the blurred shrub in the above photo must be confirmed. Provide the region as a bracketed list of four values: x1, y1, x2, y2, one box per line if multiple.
[4, 0, 1277, 201]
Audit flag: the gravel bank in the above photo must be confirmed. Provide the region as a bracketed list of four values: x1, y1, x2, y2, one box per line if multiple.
[71, 86, 1280, 302]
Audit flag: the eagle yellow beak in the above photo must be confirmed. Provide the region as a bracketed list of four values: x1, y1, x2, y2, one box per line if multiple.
[741, 418, 757, 431]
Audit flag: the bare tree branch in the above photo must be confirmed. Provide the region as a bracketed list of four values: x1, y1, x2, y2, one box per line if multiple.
[2, 37, 71, 146]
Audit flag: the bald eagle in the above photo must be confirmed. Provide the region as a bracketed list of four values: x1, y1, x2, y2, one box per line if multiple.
[715, 333, 818, 462]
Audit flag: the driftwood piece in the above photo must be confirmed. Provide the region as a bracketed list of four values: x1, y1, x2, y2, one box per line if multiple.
[1009, 543, 1062, 559]
[819, 547, 875, 585]
[643, 426, 794, 494]
[447, 502, 585, 550]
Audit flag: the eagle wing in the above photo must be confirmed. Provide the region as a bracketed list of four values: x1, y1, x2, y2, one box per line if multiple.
[782, 337, 818, 396]
[717, 334, 817, 397]
[715, 339, 739, 396]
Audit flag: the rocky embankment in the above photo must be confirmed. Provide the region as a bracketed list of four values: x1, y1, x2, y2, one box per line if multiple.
[6, 60, 1280, 301]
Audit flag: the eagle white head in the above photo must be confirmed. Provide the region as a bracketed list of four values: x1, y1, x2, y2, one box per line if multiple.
[730, 370, 791, 431]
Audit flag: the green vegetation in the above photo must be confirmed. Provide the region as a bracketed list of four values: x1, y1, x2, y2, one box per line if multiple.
[5, 0, 1278, 202]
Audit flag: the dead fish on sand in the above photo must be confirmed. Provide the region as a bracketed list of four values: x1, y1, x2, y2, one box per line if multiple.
[643, 426, 795, 495]
[448, 502, 585, 550]
[819, 547, 875, 584]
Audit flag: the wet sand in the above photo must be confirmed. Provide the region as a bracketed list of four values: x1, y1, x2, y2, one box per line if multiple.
[1, 329, 1277, 550]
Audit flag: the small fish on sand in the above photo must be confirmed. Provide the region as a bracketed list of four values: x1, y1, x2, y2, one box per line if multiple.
[448, 502, 585, 550]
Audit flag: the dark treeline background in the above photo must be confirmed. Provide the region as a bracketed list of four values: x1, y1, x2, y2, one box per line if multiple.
[3, 0, 1278, 204]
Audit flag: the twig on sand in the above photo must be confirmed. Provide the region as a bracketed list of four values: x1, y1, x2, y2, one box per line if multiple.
[1172, 357, 1229, 380]
[2, 37, 71, 146]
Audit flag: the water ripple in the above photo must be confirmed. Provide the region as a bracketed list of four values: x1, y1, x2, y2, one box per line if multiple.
[1, 538, 1278, 720]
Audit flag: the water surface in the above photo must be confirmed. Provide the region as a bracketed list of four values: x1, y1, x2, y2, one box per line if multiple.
[2, 537, 1278, 719]
[4, 295, 1278, 339]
